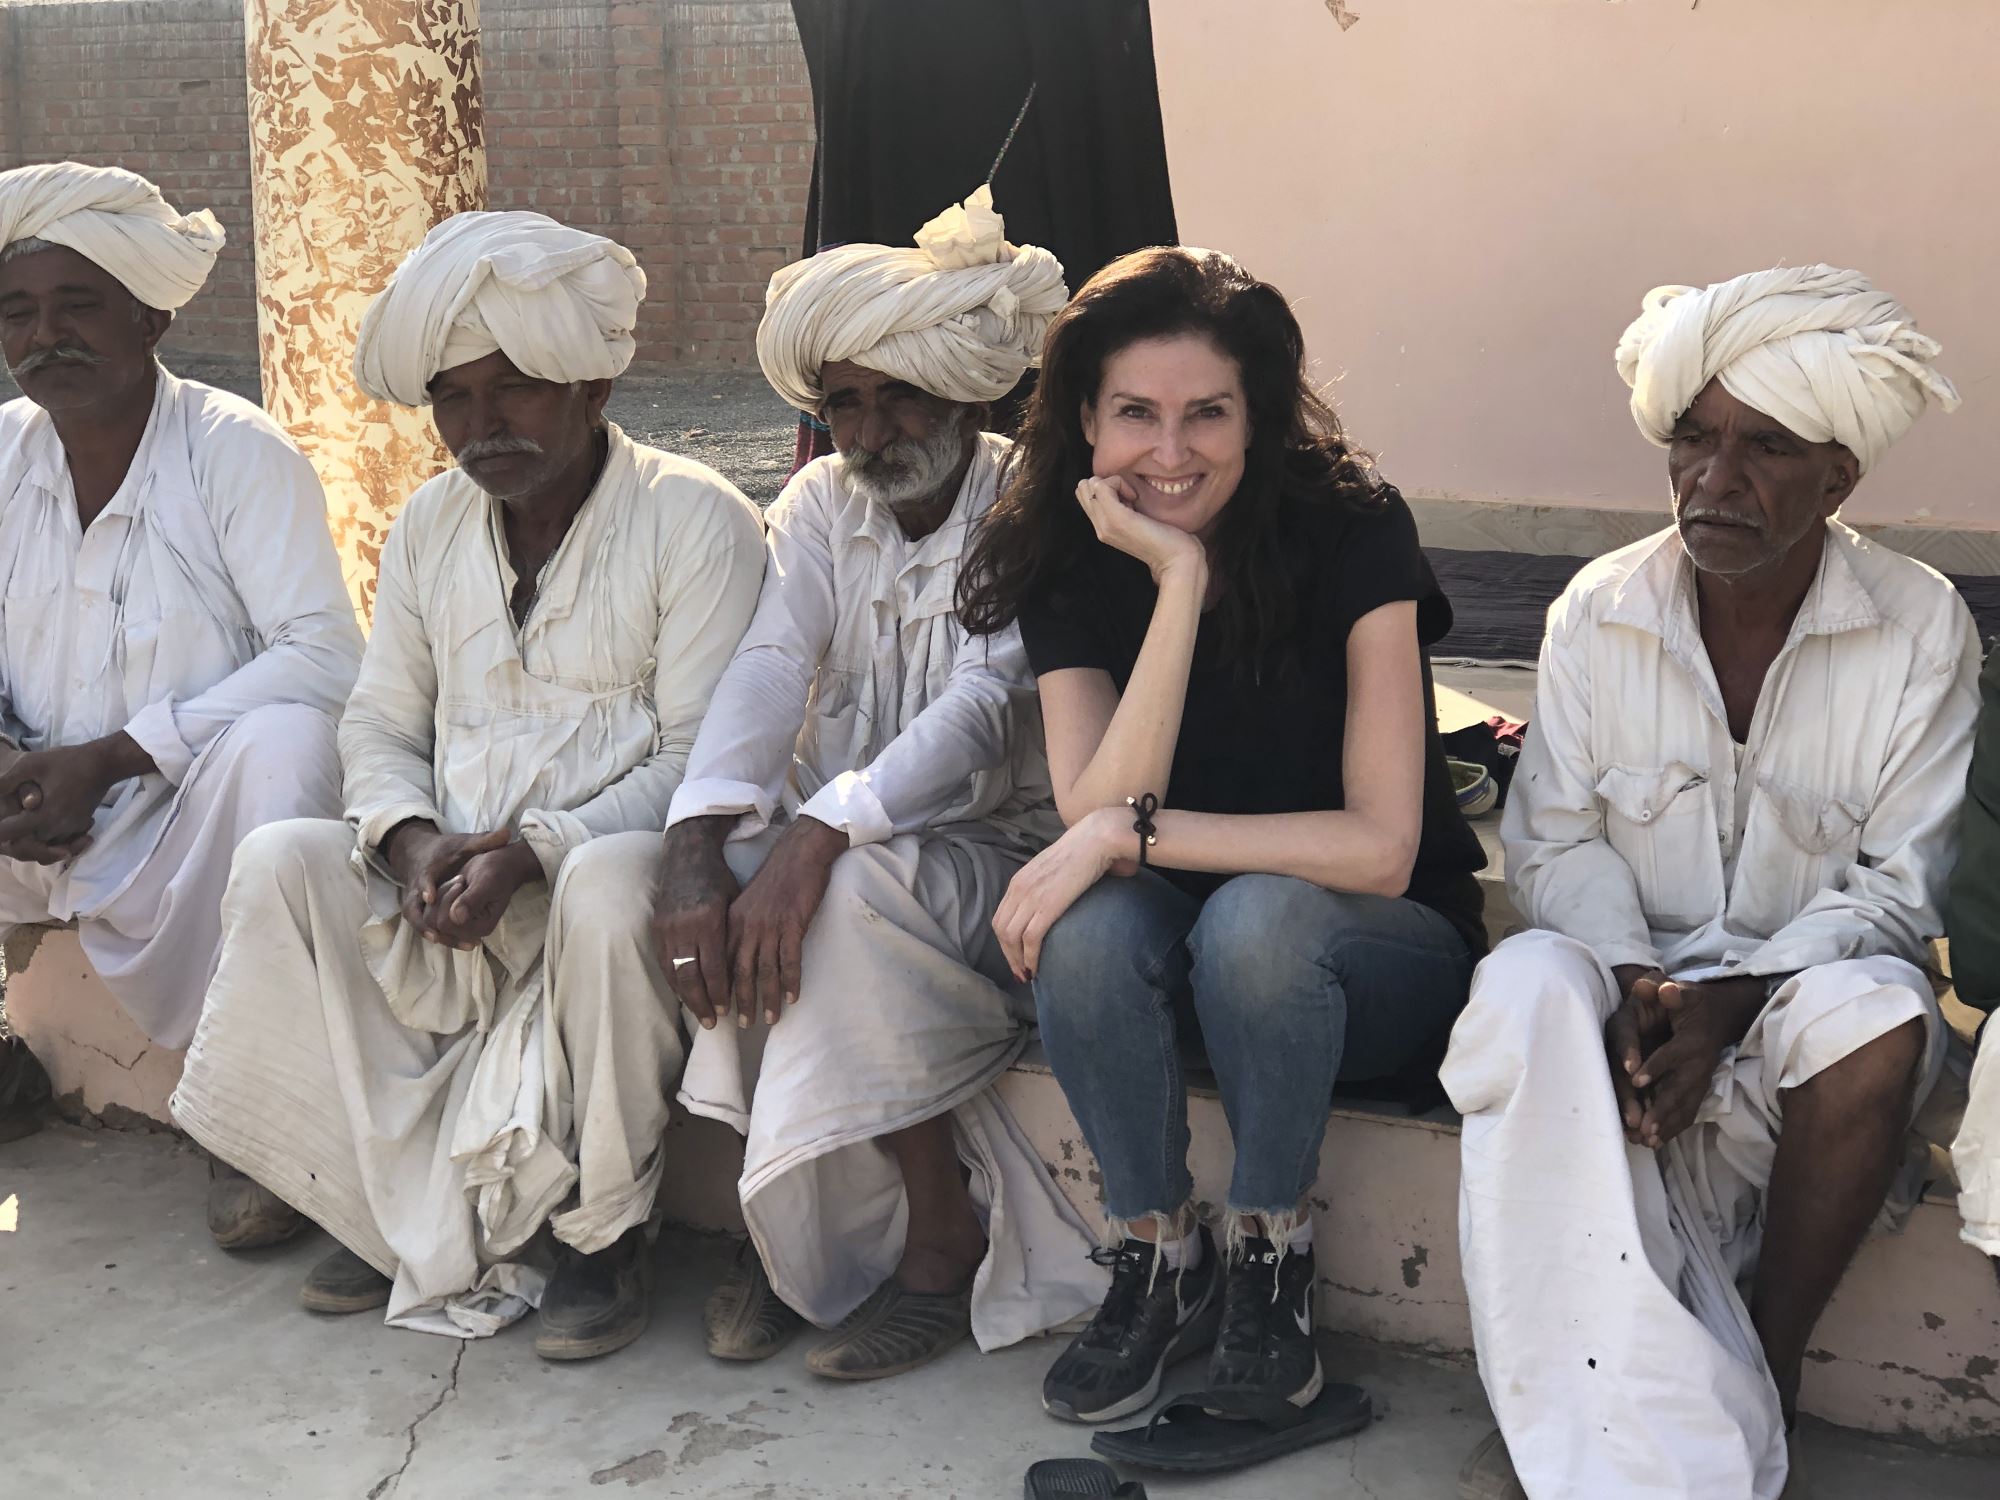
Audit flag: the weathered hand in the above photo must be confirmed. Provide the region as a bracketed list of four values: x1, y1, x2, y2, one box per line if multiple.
[652, 817, 742, 1030]
[728, 816, 846, 1026]
[992, 808, 1124, 983]
[430, 840, 543, 950]
[0, 739, 136, 864]
[1075, 476, 1206, 584]
[1632, 976, 1764, 1150]
[1604, 967, 1671, 1143]
[387, 824, 513, 947]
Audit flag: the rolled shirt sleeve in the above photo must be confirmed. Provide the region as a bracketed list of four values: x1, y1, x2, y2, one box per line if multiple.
[123, 410, 363, 785]
[1502, 598, 1665, 974]
[339, 501, 446, 864]
[517, 481, 766, 878]
[794, 621, 1035, 844]
[667, 475, 837, 837]
[1739, 606, 1980, 977]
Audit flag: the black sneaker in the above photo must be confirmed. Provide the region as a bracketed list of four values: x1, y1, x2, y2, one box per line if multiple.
[1042, 1227, 1222, 1424]
[535, 1226, 650, 1362]
[1206, 1234, 1323, 1406]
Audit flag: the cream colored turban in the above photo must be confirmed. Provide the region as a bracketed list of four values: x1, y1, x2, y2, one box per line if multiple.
[1615, 265, 1959, 474]
[757, 185, 1068, 413]
[352, 211, 647, 408]
[0, 161, 223, 311]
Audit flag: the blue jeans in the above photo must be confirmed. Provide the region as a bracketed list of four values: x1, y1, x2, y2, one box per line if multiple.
[1034, 871, 1474, 1223]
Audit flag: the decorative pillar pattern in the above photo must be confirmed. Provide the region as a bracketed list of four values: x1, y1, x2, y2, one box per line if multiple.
[243, 0, 487, 619]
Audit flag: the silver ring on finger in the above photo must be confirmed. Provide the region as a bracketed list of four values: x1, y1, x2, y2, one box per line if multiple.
[671, 955, 697, 969]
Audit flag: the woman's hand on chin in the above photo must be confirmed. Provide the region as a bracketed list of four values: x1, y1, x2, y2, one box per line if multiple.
[991, 806, 1132, 982]
[1075, 476, 1206, 585]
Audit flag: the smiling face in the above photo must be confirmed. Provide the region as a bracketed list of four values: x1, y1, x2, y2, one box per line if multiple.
[0, 243, 169, 417]
[1080, 333, 1249, 539]
[428, 350, 610, 505]
[1667, 380, 1859, 579]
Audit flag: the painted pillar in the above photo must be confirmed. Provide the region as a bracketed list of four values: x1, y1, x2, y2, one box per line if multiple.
[242, 0, 487, 620]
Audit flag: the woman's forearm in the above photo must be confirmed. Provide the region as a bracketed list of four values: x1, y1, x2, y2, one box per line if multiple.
[1094, 804, 1420, 899]
[1058, 557, 1207, 822]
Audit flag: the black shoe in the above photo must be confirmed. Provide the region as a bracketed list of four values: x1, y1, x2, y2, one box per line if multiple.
[1043, 1227, 1222, 1424]
[301, 1246, 393, 1315]
[535, 1227, 650, 1362]
[1206, 1235, 1322, 1406]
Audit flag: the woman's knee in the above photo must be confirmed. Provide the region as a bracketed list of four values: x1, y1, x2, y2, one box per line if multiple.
[1186, 875, 1346, 1013]
[1037, 877, 1182, 991]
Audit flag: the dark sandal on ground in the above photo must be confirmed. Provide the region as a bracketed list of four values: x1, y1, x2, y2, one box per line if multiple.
[1043, 1227, 1222, 1424]
[206, 1155, 307, 1251]
[0, 1035, 52, 1143]
[704, 1238, 805, 1361]
[1089, 1382, 1374, 1474]
[536, 1225, 651, 1361]
[301, 1246, 393, 1315]
[804, 1278, 973, 1380]
[1022, 1457, 1149, 1498]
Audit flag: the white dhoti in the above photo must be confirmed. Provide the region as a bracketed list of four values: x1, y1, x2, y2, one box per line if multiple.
[0, 703, 341, 1049]
[172, 824, 684, 1338]
[1954, 1022, 2000, 1257]
[676, 826, 1105, 1351]
[1440, 929, 1945, 1500]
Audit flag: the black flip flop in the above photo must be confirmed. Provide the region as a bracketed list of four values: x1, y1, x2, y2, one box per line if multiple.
[1022, 1458, 1148, 1498]
[1090, 1382, 1373, 1474]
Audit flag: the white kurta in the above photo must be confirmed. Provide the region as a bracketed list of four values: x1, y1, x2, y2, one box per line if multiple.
[666, 435, 1106, 1349]
[0, 370, 362, 1046]
[173, 428, 766, 1335]
[1956, 1030, 2000, 1257]
[1443, 523, 1976, 1499]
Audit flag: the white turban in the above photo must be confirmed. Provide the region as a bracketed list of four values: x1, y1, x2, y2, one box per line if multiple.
[352, 210, 646, 408]
[0, 161, 223, 312]
[757, 185, 1068, 414]
[1615, 264, 1959, 474]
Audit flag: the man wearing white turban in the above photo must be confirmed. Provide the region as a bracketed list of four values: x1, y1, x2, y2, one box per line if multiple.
[172, 212, 766, 1361]
[651, 189, 1104, 1382]
[1445, 266, 1975, 1500]
[0, 161, 362, 1249]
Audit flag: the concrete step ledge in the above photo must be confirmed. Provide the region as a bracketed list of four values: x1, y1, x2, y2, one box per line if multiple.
[11, 927, 1998, 1449]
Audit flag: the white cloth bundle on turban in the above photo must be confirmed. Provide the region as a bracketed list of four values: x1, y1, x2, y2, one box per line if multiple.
[1616, 264, 1959, 474]
[0, 161, 223, 311]
[352, 211, 646, 408]
[757, 185, 1068, 413]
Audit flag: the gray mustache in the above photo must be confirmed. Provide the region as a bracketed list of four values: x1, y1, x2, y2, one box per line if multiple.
[12, 343, 108, 378]
[458, 435, 545, 464]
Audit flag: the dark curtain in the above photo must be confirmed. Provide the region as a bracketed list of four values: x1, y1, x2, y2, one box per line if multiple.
[790, 0, 1178, 294]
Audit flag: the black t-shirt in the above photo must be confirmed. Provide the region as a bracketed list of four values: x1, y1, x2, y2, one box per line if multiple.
[1018, 488, 1488, 952]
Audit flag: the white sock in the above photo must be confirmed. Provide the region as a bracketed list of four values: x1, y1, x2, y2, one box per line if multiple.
[1157, 1228, 1202, 1270]
[1282, 1219, 1314, 1254]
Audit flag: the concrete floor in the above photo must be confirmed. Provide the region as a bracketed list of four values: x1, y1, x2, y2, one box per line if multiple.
[3, 1125, 1997, 1499]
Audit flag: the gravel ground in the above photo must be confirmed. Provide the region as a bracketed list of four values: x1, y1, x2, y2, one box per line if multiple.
[2, 349, 804, 507]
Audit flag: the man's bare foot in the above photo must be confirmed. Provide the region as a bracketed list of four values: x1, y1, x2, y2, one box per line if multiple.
[894, 1232, 985, 1295]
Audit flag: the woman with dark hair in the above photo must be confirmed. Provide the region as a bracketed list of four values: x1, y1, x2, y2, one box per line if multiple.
[957, 246, 1486, 1429]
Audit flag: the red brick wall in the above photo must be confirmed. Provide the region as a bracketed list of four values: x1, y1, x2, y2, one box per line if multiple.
[2, 0, 260, 361]
[662, 0, 816, 365]
[0, 0, 813, 368]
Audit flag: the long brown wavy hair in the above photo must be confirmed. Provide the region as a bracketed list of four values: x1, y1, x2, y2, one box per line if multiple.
[956, 245, 1381, 666]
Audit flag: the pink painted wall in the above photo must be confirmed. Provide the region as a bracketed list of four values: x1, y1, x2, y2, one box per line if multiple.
[1150, 1, 2000, 529]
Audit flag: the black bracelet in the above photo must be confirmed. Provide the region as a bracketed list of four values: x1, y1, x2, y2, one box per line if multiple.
[1127, 793, 1160, 868]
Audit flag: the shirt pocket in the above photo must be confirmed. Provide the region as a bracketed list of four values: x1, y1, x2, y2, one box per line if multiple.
[805, 661, 867, 757]
[1595, 761, 1721, 933]
[0, 583, 64, 739]
[1736, 774, 1870, 931]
